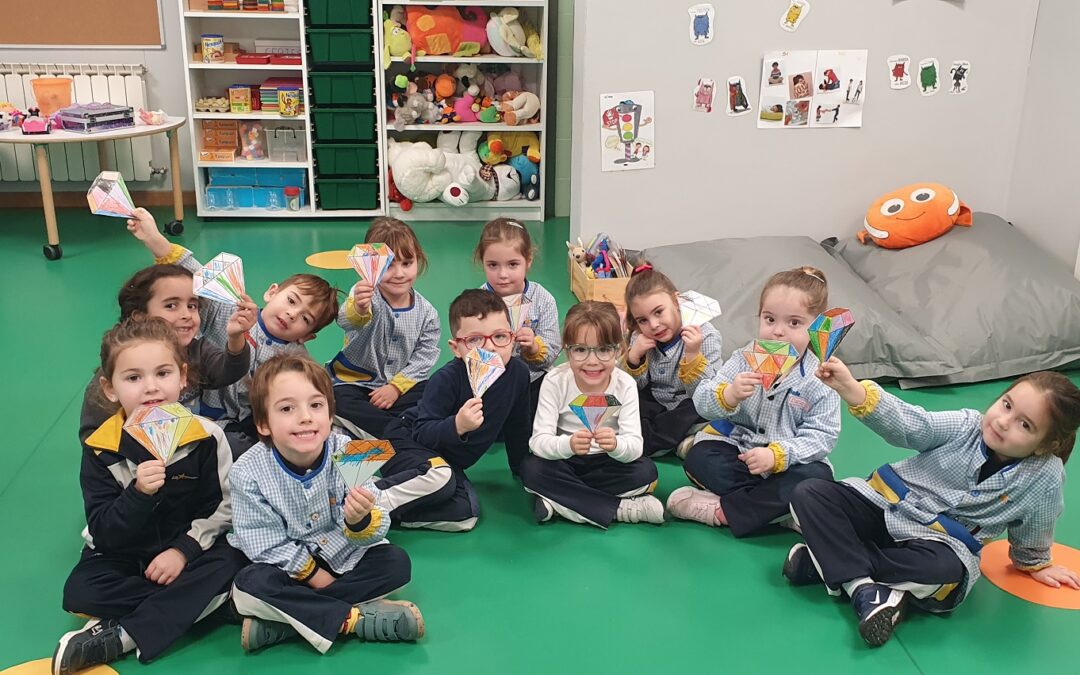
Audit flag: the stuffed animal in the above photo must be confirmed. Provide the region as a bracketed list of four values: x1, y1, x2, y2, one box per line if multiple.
[382, 15, 412, 69]
[454, 89, 479, 123]
[487, 8, 527, 57]
[859, 183, 972, 249]
[387, 131, 488, 205]
[458, 6, 490, 56]
[438, 104, 460, 125]
[480, 130, 541, 165]
[477, 163, 522, 201]
[520, 13, 542, 59]
[475, 99, 501, 123]
[499, 91, 540, 125]
[508, 154, 539, 201]
[392, 91, 437, 130]
[453, 63, 486, 96]
[565, 240, 589, 266]
[492, 70, 525, 96]
[406, 6, 464, 57]
[387, 168, 413, 211]
[435, 130, 489, 204]
[434, 73, 457, 102]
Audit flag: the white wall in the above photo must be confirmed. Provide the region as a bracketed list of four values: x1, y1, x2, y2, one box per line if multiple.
[0, 0, 193, 192]
[1007, 0, 1080, 269]
[571, 0, 1040, 249]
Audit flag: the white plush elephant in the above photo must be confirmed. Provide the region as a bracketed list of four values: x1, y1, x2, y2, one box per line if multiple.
[387, 130, 491, 205]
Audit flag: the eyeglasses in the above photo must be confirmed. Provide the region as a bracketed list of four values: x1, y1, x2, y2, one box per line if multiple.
[454, 331, 514, 351]
[565, 344, 619, 362]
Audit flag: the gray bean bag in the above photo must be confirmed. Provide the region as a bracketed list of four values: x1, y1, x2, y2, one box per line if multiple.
[639, 235, 961, 382]
[825, 212, 1080, 387]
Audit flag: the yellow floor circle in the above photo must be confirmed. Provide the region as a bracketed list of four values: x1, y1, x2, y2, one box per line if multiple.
[2, 658, 117, 674]
[305, 250, 352, 270]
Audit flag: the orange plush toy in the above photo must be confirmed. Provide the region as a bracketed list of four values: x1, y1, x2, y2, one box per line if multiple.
[406, 6, 475, 57]
[859, 183, 973, 249]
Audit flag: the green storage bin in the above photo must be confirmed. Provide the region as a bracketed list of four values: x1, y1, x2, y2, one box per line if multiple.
[316, 178, 380, 210]
[312, 108, 377, 142]
[307, 0, 372, 27]
[314, 143, 378, 176]
[309, 71, 375, 107]
[307, 29, 374, 66]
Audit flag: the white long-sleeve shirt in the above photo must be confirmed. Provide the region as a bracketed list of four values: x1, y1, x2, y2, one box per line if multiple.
[529, 363, 643, 462]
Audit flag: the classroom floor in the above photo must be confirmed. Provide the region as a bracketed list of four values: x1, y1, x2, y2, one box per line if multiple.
[1, 208, 1078, 674]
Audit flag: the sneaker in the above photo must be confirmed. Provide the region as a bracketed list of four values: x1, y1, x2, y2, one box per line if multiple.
[52, 618, 126, 675]
[533, 495, 554, 523]
[782, 543, 822, 586]
[356, 599, 425, 642]
[615, 495, 665, 524]
[241, 617, 298, 652]
[675, 435, 696, 460]
[665, 486, 721, 526]
[850, 583, 906, 647]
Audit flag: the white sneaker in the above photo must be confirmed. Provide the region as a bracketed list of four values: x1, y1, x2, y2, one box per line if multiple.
[615, 495, 665, 524]
[675, 435, 696, 460]
[666, 486, 722, 527]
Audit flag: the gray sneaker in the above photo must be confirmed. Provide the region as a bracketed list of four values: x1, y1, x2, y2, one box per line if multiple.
[356, 599, 425, 642]
[52, 619, 125, 675]
[241, 617, 298, 652]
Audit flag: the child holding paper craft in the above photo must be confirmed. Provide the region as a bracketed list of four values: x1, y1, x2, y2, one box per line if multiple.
[55, 316, 246, 674]
[79, 263, 257, 442]
[475, 217, 561, 418]
[622, 263, 723, 459]
[229, 354, 423, 653]
[329, 217, 441, 438]
[521, 301, 661, 527]
[790, 364, 1080, 648]
[127, 209, 339, 456]
[373, 290, 531, 532]
[667, 267, 840, 537]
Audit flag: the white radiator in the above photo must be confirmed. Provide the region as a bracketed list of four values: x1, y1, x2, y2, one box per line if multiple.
[0, 63, 152, 183]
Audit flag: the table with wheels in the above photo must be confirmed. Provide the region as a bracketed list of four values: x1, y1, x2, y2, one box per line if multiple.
[0, 116, 187, 260]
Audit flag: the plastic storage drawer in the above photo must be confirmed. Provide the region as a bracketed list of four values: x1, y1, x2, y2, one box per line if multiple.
[307, 0, 372, 27]
[316, 178, 379, 210]
[314, 143, 378, 176]
[307, 29, 374, 66]
[309, 72, 375, 107]
[312, 108, 377, 142]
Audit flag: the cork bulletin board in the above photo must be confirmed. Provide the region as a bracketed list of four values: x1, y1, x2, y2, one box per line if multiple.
[0, 0, 164, 49]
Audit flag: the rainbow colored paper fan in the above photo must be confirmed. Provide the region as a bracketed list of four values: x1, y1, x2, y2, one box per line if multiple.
[569, 394, 621, 432]
[808, 308, 855, 362]
[348, 243, 395, 287]
[124, 403, 194, 462]
[193, 252, 246, 304]
[741, 339, 799, 389]
[505, 294, 534, 332]
[332, 439, 396, 488]
[465, 348, 506, 397]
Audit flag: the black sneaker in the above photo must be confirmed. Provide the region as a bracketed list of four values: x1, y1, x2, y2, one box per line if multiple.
[52, 619, 126, 675]
[782, 543, 823, 586]
[533, 495, 554, 523]
[851, 583, 906, 647]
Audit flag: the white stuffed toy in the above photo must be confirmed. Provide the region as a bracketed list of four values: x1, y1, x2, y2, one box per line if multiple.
[387, 131, 490, 206]
[478, 163, 522, 201]
[487, 8, 527, 57]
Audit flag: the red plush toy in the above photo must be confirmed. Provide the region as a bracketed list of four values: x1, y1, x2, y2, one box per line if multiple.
[387, 168, 413, 211]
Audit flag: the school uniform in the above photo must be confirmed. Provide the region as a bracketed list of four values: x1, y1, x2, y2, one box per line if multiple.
[790, 382, 1065, 611]
[519, 364, 656, 528]
[62, 411, 246, 662]
[228, 433, 409, 653]
[327, 290, 441, 437]
[481, 280, 560, 416]
[374, 355, 531, 532]
[685, 345, 839, 537]
[623, 322, 722, 455]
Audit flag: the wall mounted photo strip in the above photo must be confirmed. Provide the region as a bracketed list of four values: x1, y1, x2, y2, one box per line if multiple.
[332, 439, 396, 488]
[688, 4, 715, 46]
[465, 348, 507, 397]
[193, 252, 246, 305]
[87, 171, 135, 218]
[123, 403, 194, 463]
[569, 394, 622, 432]
[349, 243, 396, 287]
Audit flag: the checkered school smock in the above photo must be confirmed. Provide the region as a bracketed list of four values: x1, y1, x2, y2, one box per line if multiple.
[624, 322, 723, 409]
[482, 280, 560, 382]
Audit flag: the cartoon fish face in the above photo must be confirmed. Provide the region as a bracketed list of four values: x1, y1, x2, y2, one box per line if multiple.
[860, 183, 973, 249]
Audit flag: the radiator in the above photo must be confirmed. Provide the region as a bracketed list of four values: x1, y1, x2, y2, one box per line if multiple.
[0, 63, 152, 183]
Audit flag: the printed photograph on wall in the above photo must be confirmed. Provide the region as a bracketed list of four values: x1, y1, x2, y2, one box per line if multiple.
[600, 90, 655, 172]
[758, 49, 867, 128]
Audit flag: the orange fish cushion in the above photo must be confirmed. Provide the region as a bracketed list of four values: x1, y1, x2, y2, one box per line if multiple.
[859, 183, 973, 249]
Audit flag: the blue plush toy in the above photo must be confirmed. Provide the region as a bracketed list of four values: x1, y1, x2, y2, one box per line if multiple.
[507, 154, 539, 201]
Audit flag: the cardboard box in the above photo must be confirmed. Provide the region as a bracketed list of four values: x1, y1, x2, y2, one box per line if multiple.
[199, 149, 237, 162]
[569, 258, 630, 307]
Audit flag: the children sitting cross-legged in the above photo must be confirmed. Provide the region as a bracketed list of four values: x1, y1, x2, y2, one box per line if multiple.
[228, 354, 424, 654]
[520, 301, 663, 527]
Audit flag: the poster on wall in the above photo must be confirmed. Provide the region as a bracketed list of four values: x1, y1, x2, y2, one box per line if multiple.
[600, 90, 655, 172]
[757, 50, 868, 129]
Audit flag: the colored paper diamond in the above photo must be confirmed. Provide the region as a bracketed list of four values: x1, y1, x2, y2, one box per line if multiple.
[123, 403, 193, 463]
[808, 307, 855, 362]
[86, 171, 135, 218]
[348, 243, 395, 287]
[332, 439, 396, 488]
[741, 339, 799, 389]
[569, 393, 622, 432]
[505, 293, 534, 332]
[193, 252, 246, 304]
[465, 348, 506, 397]
[678, 290, 722, 327]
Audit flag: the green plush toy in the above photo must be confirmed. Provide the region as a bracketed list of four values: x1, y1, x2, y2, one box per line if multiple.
[382, 13, 412, 70]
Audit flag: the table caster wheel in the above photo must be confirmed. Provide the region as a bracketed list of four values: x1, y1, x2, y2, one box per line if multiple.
[164, 220, 184, 236]
[43, 244, 62, 260]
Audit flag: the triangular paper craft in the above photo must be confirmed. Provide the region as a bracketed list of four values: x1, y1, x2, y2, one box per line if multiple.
[124, 403, 194, 463]
[741, 339, 799, 389]
[348, 243, 395, 287]
[193, 252, 246, 304]
[332, 439, 396, 488]
[808, 307, 855, 362]
[678, 290, 722, 327]
[465, 348, 506, 397]
[87, 171, 135, 218]
[569, 393, 622, 432]
[505, 294, 534, 332]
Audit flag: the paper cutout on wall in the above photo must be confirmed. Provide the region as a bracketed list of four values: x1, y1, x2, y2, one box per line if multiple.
[332, 439, 396, 488]
[780, 0, 810, 32]
[742, 339, 799, 389]
[124, 403, 194, 463]
[678, 290, 722, 327]
[888, 54, 911, 90]
[949, 60, 970, 95]
[465, 348, 506, 397]
[919, 58, 940, 96]
[726, 76, 752, 116]
[808, 308, 855, 362]
[692, 78, 717, 113]
[349, 243, 396, 287]
[87, 171, 135, 218]
[569, 394, 622, 432]
[688, 4, 715, 46]
[193, 252, 246, 304]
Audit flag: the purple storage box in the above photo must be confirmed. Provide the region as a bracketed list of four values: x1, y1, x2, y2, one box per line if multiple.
[57, 102, 135, 134]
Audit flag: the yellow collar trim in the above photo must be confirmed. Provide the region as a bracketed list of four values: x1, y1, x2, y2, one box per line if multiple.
[85, 410, 211, 453]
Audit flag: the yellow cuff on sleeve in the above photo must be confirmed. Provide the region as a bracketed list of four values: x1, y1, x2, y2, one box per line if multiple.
[292, 556, 317, 582]
[714, 382, 737, 412]
[622, 354, 649, 377]
[1016, 560, 1054, 572]
[768, 442, 788, 473]
[345, 508, 384, 542]
[389, 373, 416, 395]
[678, 353, 708, 384]
[154, 243, 187, 265]
[848, 381, 881, 418]
[344, 296, 373, 327]
[522, 336, 548, 364]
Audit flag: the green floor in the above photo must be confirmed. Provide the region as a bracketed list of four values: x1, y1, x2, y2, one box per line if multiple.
[2, 208, 1078, 674]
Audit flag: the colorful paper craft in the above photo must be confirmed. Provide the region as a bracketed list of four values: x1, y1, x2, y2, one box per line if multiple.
[124, 403, 194, 463]
[742, 339, 799, 389]
[465, 348, 506, 397]
[193, 252, 246, 304]
[332, 439, 396, 488]
[569, 394, 622, 432]
[808, 307, 854, 363]
[348, 243, 395, 287]
[505, 294, 534, 332]
[87, 171, 135, 218]
[678, 290, 722, 327]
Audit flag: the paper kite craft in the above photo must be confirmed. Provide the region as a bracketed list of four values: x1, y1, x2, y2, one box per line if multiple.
[465, 348, 506, 397]
[124, 403, 194, 463]
[505, 294, 534, 332]
[348, 243, 395, 287]
[193, 252, 246, 304]
[808, 308, 854, 363]
[86, 171, 135, 218]
[569, 394, 622, 432]
[332, 439, 396, 488]
[678, 290, 722, 327]
[742, 339, 800, 389]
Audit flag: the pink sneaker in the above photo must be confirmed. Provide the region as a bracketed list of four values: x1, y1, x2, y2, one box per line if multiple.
[666, 486, 723, 527]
